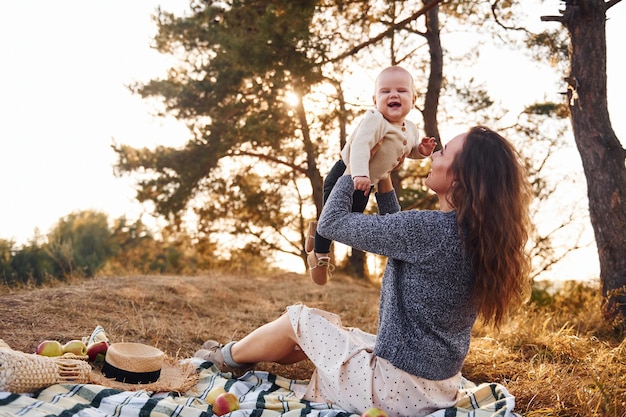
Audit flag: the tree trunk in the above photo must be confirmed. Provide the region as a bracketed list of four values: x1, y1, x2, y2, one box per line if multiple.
[422, 2, 443, 147]
[296, 91, 325, 218]
[391, 1, 444, 192]
[346, 248, 367, 278]
[559, 0, 626, 327]
[296, 84, 325, 270]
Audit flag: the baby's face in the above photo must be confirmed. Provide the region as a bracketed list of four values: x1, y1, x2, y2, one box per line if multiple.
[373, 69, 415, 125]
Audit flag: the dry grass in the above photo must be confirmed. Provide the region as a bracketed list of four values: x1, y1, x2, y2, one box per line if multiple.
[0, 271, 623, 416]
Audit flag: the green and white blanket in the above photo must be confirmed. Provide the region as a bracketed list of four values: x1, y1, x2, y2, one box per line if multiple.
[0, 358, 520, 417]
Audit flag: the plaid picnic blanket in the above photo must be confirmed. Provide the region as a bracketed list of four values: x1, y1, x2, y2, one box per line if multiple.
[0, 357, 520, 417]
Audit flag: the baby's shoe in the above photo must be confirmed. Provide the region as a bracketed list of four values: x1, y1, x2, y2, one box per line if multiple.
[307, 251, 334, 285]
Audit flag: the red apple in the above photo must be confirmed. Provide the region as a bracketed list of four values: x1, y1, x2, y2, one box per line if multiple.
[212, 392, 239, 416]
[361, 407, 389, 417]
[62, 340, 88, 356]
[86, 340, 109, 362]
[36, 340, 63, 357]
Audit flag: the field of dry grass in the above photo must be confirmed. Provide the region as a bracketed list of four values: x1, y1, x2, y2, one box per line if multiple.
[0, 271, 624, 416]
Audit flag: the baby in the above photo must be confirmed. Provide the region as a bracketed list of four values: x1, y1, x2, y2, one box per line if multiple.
[306, 65, 437, 285]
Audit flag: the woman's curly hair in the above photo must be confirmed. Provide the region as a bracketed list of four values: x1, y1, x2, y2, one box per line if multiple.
[450, 126, 533, 329]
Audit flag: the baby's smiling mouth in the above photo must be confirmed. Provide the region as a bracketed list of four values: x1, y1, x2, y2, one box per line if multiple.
[388, 102, 401, 108]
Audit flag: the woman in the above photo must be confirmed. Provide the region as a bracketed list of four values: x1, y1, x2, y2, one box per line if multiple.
[195, 126, 532, 417]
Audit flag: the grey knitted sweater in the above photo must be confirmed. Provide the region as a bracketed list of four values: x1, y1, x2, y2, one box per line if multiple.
[317, 175, 477, 381]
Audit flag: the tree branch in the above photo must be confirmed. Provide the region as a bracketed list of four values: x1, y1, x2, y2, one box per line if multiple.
[330, 0, 443, 62]
[540, 0, 624, 24]
[229, 149, 309, 175]
[490, 0, 531, 32]
[540, 15, 565, 23]
[606, 0, 622, 11]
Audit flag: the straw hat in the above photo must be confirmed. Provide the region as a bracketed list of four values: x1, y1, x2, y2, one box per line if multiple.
[90, 342, 198, 393]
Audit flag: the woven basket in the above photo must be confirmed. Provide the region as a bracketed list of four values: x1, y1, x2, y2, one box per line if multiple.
[53, 357, 91, 384]
[0, 340, 91, 393]
[58, 353, 89, 361]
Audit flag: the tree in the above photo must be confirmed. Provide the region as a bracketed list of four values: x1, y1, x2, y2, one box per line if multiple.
[105, 216, 157, 274]
[114, 1, 325, 269]
[541, 0, 626, 327]
[113, 0, 443, 276]
[47, 210, 115, 277]
[0, 239, 16, 286]
[114, 0, 591, 284]
[11, 242, 55, 286]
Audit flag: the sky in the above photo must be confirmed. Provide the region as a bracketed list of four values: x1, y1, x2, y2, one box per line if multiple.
[0, 2, 624, 280]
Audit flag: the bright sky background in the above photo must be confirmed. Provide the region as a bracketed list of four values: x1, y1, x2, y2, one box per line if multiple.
[0, 2, 624, 281]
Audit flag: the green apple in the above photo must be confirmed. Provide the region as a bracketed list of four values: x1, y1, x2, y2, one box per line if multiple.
[206, 386, 227, 405]
[62, 339, 88, 356]
[36, 340, 63, 357]
[212, 392, 239, 416]
[361, 407, 389, 417]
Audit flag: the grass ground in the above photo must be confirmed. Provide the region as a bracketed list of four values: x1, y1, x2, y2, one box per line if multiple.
[0, 271, 623, 416]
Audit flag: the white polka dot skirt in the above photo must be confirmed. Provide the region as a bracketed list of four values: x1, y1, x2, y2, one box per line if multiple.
[286, 304, 461, 417]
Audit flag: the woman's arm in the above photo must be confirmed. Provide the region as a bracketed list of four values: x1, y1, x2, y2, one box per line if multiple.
[376, 177, 400, 215]
[317, 175, 416, 261]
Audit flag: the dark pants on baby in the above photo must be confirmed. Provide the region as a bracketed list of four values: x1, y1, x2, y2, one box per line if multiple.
[314, 159, 371, 254]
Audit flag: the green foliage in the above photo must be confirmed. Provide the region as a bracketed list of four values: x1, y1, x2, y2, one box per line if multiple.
[103, 217, 221, 276]
[0, 239, 16, 286]
[47, 211, 115, 277]
[525, 30, 569, 67]
[452, 78, 495, 112]
[394, 160, 438, 211]
[114, 0, 457, 273]
[11, 243, 55, 286]
[0, 238, 56, 287]
[109, 0, 595, 281]
[0, 211, 224, 288]
[45, 238, 78, 279]
[524, 101, 570, 119]
[115, 0, 323, 219]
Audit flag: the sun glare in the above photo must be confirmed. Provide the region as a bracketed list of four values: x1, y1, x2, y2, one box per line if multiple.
[285, 91, 299, 107]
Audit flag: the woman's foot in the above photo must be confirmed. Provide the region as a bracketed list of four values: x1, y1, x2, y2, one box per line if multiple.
[307, 251, 334, 285]
[194, 340, 255, 378]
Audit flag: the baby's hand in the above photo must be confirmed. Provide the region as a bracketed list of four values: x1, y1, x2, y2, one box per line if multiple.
[353, 176, 372, 195]
[418, 136, 437, 157]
